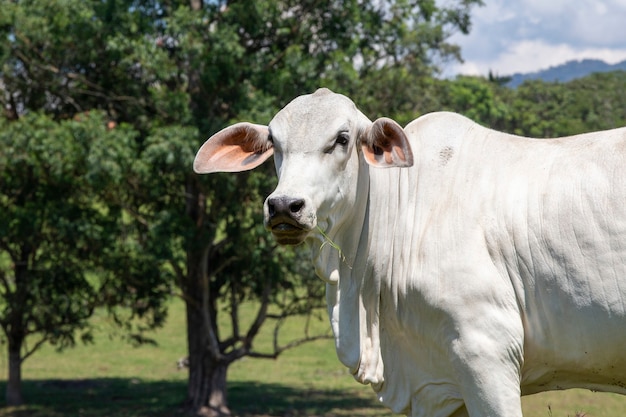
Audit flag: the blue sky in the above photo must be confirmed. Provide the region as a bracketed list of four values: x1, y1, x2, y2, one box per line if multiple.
[446, 0, 626, 76]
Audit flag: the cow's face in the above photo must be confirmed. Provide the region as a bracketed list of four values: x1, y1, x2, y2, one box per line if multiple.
[193, 88, 413, 246]
[263, 90, 371, 245]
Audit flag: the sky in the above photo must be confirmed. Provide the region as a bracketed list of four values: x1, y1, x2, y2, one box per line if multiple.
[446, 0, 626, 77]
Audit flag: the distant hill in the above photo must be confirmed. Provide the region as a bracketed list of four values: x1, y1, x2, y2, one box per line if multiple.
[506, 59, 626, 88]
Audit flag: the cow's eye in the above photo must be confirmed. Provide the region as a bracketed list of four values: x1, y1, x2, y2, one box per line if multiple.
[336, 132, 349, 146]
[324, 132, 350, 154]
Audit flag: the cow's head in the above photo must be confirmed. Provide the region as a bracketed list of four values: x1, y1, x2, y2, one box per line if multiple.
[193, 88, 413, 246]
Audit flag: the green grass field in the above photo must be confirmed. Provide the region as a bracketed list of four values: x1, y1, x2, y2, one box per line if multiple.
[0, 298, 624, 416]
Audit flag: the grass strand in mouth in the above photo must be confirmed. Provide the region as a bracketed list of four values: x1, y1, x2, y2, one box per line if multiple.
[316, 225, 351, 268]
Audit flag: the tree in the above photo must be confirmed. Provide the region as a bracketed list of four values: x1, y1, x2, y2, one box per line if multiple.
[529, 72, 626, 135]
[138, 2, 482, 415]
[0, 1, 175, 405]
[325, 0, 484, 124]
[0, 0, 483, 415]
[437, 76, 512, 130]
[486, 72, 626, 139]
[0, 111, 171, 406]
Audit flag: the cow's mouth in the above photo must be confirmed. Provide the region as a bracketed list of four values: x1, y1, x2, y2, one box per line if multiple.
[267, 218, 310, 245]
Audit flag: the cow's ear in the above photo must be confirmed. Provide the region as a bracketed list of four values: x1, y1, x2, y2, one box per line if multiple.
[193, 123, 274, 174]
[361, 117, 413, 168]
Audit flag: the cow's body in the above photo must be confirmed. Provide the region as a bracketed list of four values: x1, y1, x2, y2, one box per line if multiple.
[194, 89, 626, 417]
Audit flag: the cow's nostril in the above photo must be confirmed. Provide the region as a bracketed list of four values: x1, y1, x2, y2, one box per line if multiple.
[289, 199, 305, 213]
[268, 197, 305, 218]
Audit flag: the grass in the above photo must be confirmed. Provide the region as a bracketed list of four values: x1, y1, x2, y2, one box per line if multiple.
[0, 298, 624, 416]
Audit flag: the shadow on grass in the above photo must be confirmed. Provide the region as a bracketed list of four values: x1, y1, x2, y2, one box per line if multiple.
[0, 379, 392, 417]
[230, 381, 393, 416]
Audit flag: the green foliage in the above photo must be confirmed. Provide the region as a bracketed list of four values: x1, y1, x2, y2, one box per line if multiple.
[0, 111, 170, 361]
[0, 113, 97, 350]
[535, 71, 626, 134]
[423, 71, 626, 138]
[438, 76, 511, 128]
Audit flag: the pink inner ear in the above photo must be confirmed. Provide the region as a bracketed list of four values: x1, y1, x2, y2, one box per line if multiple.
[362, 118, 413, 168]
[206, 143, 268, 169]
[393, 146, 407, 163]
[193, 123, 273, 173]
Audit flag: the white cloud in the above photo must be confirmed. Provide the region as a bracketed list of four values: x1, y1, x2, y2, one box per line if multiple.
[446, 0, 626, 76]
[452, 40, 626, 76]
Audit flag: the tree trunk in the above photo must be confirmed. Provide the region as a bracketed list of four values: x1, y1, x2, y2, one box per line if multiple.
[183, 175, 230, 416]
[6, 341, 24, 406]
[185, 300, 231, 417]
[6, 250, 29, 406]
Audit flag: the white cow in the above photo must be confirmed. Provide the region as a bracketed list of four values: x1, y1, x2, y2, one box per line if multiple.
[193, 88, 626, 417]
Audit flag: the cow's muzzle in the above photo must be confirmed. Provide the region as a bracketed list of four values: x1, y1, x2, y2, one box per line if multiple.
[264, 196, 312, 245]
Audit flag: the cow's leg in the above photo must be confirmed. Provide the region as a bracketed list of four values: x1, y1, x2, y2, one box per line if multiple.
[448, 321, 525, 417]
[450, 351, 523, 416]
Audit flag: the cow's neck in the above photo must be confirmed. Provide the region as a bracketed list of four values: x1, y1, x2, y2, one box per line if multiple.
[309, 156, 370, 284]
[308, 157, 385, 388]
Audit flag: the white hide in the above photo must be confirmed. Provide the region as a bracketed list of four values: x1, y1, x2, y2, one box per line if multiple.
[194, 89, 626, 417]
